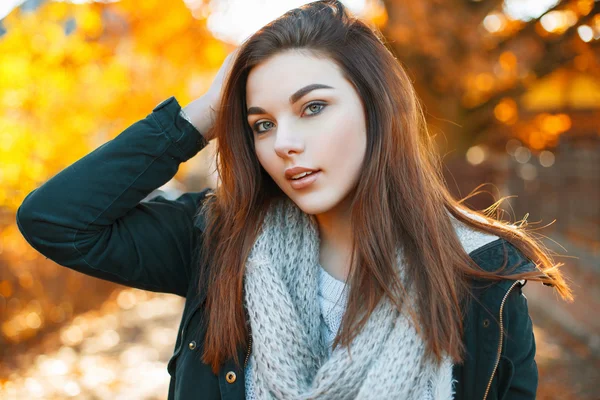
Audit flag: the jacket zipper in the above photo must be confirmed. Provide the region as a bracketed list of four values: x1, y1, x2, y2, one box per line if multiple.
[244, 333, 252, 368]
[482, 279, 525, 400]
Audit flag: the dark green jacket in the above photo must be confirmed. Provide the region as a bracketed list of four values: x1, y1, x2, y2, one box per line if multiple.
[16, 96, 539, 400]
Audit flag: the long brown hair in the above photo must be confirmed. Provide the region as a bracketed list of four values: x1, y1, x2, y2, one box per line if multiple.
[197, 0, 572, 373]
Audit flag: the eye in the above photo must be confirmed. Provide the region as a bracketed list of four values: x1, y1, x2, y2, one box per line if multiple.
[251, 102, 327, 135]
[303, 102, 326, 117]
[252, 120, 275, 134]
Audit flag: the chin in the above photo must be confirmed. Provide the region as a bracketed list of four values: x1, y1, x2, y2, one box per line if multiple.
[287, 192, 340, 216]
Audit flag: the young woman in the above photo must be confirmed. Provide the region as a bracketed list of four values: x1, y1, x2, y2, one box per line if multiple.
[17, 1, 571, 399]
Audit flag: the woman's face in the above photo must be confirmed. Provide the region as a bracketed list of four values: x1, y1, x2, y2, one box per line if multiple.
[246, 50, 367, 216]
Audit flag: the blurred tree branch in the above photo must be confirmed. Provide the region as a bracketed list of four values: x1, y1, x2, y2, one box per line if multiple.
[380, 0, 599, 148]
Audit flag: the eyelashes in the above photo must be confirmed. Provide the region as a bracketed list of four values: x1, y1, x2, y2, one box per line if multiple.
[252, 101, 327, 134]
[252, 120, 274, 134]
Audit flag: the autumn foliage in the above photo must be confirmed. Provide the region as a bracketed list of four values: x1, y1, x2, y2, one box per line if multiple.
[0, 0, 232, 370]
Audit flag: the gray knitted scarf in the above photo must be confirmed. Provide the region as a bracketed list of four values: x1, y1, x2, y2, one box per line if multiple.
[243, 197, 499, 399]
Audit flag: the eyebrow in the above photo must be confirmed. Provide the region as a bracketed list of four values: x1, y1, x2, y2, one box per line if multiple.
[246, 83, 334, 116]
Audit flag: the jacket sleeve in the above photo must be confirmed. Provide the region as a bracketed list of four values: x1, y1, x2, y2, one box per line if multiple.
[500, 282, 538, 399]
[16, 96, 211, 297]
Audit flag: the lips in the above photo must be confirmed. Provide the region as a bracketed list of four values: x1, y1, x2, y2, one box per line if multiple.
[288, 170, 321, 190]
[284, 166, 320, 180]
[289, 170, 317, 180]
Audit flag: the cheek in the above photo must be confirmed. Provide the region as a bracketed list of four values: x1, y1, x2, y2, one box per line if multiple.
[318, 119, 366, 169]
[254, 141, 277, 175]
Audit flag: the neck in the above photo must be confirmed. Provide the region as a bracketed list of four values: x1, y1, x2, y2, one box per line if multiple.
[315, 199, 353, 282]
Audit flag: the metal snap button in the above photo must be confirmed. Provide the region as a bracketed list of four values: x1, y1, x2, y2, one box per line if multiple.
[482, 319, 490, 328]
[226, 371, 237, 383]
[188, 341, 197, 350]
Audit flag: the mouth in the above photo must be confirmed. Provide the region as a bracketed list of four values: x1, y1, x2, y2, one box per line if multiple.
[288, 170, 321, 190]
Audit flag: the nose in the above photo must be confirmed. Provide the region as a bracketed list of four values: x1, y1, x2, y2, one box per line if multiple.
[273, 127, 304, 158]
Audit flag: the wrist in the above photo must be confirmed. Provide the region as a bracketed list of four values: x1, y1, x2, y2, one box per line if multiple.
[152, 96, 208, 161]
[182, 96, 217, 140]
[179, 108, 194, 125]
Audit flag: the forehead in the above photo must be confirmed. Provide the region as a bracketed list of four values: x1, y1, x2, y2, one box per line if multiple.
[246, 51, 345, 106]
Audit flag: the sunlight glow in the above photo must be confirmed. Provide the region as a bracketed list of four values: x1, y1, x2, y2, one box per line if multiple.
[205, 0, 368, 44]
[2, 0, 370, 46]
[0, 0, 26, 20]
[578, 25, 594, 42]
[483, 13, 506, 33]
[503, 0, 560, 22]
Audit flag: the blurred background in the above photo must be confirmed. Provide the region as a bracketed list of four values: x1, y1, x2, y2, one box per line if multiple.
[0, 0, 598, 398]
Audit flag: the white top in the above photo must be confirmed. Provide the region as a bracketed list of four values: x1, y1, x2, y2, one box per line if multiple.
[245, 265, 434, 399]
[317, 264, 350, 353]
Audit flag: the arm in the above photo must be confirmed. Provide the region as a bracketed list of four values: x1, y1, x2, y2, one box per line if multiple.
[16, 96, 211, 297]
[500, 283, 538, 399]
